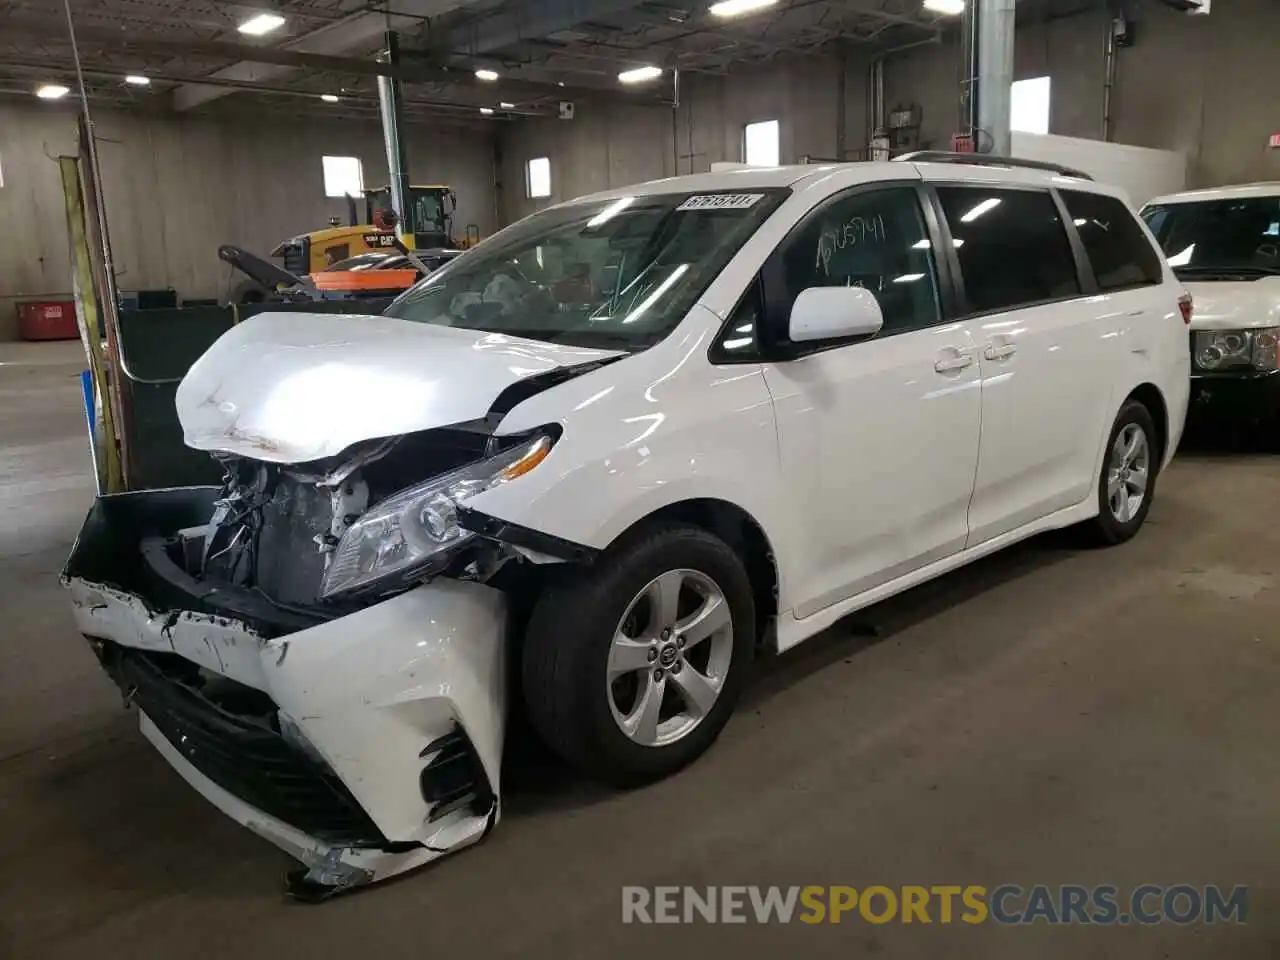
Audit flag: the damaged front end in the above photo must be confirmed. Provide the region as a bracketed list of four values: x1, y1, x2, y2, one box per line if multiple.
[63, 423, 584, 898]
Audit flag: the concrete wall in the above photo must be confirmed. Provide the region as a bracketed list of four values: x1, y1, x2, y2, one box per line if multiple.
[499, 0, 1280, 226]
[883, 0, 1280, 187]
[499, 54, 866, 224]
[0, 103, 496, 340]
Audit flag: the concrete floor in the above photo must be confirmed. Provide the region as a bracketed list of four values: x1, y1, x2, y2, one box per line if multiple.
[2, 340, 1279, 958]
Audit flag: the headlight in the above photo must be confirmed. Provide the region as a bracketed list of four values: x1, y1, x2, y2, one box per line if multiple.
[321, 434, 554, 599]
[1193, 327, 1280, 372]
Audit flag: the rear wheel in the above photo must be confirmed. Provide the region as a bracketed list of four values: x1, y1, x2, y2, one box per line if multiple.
[1088, 400, 1158, 545]
[521, 523, 755, 786]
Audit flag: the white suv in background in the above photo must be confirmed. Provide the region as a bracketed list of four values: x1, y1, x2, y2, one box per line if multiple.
[65, 155, 1190, 895]
[1141, 183, 1280, 428]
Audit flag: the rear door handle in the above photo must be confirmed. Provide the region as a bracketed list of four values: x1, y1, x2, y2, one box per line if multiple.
[984, 342, 1017, 361]
[934, 352, 975, 373]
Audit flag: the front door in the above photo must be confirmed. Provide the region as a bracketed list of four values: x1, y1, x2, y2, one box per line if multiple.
[760, 185, 983, 621]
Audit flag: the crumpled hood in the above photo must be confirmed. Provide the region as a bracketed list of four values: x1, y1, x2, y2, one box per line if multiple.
[1186, 278, 1280, 332]
[175, 312, 622, 463]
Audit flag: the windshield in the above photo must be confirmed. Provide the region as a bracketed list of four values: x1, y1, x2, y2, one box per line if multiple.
[412, 193, 446, 232]
[1142, 197, 1280, 275]
[384, 189, 786, 350]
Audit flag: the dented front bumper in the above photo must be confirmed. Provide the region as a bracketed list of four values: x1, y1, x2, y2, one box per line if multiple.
[62, 489, 509, 895]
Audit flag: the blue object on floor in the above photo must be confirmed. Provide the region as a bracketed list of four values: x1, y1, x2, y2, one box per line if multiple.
[81, 369, 94, 438]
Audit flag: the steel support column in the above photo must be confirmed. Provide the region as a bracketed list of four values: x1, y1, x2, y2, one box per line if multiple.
[976, 0, 1016, 155]
[377, 31, 414, 238]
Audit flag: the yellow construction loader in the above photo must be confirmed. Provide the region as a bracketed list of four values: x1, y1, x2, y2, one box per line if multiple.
[271, 184, 480, 276]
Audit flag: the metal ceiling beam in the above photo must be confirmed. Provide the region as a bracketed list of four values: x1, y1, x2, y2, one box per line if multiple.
[445, 0, 649, 57]
[6, 23, 638, 102]
[857, 1, 943, 32]
[172, 0, 488, 111]
[0, 56, 542, 116]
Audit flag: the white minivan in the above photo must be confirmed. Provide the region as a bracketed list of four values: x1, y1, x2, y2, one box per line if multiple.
[65, 155, 1190, 895]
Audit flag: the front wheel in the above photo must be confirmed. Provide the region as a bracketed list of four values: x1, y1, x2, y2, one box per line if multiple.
[521, 523, 755, 786]
[1088, 399, 1159, 545]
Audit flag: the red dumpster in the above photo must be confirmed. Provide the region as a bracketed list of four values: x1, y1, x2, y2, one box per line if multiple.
[17, 300, 78, 341]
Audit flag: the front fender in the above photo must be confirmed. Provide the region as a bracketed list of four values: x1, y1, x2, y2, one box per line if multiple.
[466, 313, 797, 607]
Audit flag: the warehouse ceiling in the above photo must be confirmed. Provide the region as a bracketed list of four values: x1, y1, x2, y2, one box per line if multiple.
[0, 0, 1090, 124]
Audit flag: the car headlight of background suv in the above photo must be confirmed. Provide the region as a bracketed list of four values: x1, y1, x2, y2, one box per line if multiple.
[321, 433, 554, 599]
[1193, 327, 1280, 372]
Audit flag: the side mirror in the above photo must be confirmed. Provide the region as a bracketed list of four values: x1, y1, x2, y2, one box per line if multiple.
[788, 286, 883, 343]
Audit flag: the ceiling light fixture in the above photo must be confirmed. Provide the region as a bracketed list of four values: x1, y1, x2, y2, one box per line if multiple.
[499, 101, 515, 109]
[480, 106, 495, 115]
[237, 12, 286, 35]
[321, 93, 340, 103]
[618, 65, 663, 84]
[35, 84, 69, 100]
[124, 75, 151, 86]
[475, 68, 500, 81]
[709, 0, 779, 18]
[922, 0, 965, 14]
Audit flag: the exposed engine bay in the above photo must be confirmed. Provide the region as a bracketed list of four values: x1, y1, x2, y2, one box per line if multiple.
[196, 424, 553, 614]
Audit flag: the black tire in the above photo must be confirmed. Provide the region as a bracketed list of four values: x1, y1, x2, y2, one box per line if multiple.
[521, 522, 755, 787]
[1088, 399, 1159, 545]
[230, 280, 268, 305]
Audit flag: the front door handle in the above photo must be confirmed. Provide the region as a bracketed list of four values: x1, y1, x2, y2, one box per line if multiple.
[934, 351, 975, 373]
[984, 342, 1017, 361]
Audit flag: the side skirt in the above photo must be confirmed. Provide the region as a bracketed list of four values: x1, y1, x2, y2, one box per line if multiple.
[774, 497, 1097, 653]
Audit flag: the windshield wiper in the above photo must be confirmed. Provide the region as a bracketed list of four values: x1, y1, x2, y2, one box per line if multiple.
[479, 328, 644, 351]
[1174, 265, 1280, 278]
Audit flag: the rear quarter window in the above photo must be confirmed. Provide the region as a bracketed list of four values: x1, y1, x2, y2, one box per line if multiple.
[1061, 190, 1163, 291]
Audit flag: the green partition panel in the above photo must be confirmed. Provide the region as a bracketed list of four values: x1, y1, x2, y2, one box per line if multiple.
[117, 306, 235, 490]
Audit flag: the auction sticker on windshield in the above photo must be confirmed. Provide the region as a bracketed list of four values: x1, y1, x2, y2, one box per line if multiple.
[677, 193, 765, 211]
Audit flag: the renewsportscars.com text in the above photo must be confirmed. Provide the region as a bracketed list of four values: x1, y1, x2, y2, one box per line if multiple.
[622, 884, 1249, 926]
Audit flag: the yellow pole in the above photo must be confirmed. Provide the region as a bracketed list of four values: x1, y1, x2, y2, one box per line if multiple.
[60, 156, 123, 493]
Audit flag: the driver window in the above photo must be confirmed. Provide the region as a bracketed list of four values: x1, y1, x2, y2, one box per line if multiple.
[778, 187, 941, 338]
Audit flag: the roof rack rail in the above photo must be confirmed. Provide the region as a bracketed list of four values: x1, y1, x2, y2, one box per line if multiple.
[893, 150, 1094, 181]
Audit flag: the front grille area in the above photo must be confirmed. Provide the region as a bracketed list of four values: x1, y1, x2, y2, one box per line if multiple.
[98, 642, 387, 847]
[257, 476, 331, 605]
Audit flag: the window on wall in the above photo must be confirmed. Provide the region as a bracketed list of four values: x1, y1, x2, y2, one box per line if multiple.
[527, 156, 552, 198]
[744, 119, 780, 167]
[322, 155, 364, 198]
[1010, 76, 1051, 135]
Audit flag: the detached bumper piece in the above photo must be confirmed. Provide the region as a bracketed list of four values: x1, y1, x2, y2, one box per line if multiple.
[97, 642, 386, 848]
[63, 488, 511, 898]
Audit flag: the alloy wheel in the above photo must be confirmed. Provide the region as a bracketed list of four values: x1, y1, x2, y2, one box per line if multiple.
[1107, 422, 1150, 523]
[606, 569, 734, 748]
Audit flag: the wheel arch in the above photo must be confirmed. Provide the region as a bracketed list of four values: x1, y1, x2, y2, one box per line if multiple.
[607, 498, 780, 651]
[1126, 382, 1169, 465]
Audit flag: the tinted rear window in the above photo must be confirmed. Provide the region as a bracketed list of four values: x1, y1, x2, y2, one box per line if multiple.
[1061, 190, 1162, 290]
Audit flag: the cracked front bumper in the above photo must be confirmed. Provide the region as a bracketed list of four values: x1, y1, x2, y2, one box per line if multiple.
[62, 489, 510, 892]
